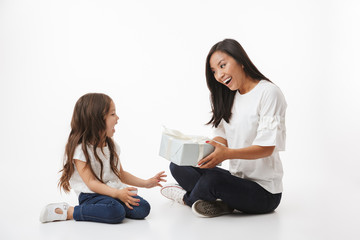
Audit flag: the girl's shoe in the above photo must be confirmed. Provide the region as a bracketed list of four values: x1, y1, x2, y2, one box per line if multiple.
[160, 183, 186, 205]
[39, 202, 69, 223]
[192, 199, 234, 217]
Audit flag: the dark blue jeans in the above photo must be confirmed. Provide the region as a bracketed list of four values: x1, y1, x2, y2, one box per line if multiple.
[170, 163, 281, 214]
[73, 193, 150, 224]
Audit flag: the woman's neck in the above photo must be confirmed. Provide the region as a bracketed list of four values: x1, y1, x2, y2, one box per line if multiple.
[238, 77, 259, 95]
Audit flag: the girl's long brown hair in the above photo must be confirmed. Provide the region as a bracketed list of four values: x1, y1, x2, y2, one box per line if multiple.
[58, 93, 121, 192]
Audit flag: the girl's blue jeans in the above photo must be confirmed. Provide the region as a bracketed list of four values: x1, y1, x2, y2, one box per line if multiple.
[73, 193, 150, 224]
[170, 162, 282, 214]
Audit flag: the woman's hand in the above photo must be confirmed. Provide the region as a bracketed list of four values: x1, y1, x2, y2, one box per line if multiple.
[115, 187, 140, 209]
[198, 140, 229, 168]
[144, 171, 167, 188]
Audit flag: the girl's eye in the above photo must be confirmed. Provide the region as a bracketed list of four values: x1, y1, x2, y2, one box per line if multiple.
[220, 64, 225, 68]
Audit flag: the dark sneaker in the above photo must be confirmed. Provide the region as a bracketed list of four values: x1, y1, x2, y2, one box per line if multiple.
[192, 200, 234, 217]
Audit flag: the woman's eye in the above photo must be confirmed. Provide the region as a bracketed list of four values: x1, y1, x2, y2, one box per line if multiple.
[220, 64, 225, 68]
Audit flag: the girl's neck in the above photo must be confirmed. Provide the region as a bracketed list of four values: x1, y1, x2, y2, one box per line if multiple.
[100, 139, 107, 147]
[90, 137, 107, 147]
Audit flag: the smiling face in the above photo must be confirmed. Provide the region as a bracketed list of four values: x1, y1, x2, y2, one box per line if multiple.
[105, 101, 119, 138]
[209, 51, 246, 91]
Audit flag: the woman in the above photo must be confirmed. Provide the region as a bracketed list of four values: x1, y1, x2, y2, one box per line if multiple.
[161, 39, 287, 217]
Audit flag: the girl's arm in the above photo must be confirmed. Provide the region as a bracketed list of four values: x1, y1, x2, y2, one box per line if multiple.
[198, 139, 275, 169]
[74, 159, 139, 209]
[120, 164, 167, 188]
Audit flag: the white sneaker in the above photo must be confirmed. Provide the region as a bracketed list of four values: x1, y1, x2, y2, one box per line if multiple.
[160, 183, 186, 205]
[192, 200, 234, 218]
[39, 202, 69, 223]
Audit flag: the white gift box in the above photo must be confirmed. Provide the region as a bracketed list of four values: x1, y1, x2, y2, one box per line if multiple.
[159, 128, 215, 166]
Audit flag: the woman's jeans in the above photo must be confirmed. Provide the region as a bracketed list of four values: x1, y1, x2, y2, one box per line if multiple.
[73, 193, 150, 224]
[170, 162, 282, 214]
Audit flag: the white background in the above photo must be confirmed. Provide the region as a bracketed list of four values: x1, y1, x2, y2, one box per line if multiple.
[1, 0, 360, 239]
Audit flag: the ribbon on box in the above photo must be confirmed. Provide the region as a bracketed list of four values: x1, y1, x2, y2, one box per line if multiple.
[163, 126, 211, 162]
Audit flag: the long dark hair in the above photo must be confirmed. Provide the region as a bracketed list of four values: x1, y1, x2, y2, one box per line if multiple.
[206, 39, 270, 127]
[58, 93, 121, 192]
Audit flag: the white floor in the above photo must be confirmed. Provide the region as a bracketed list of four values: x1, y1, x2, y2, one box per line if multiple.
[1, 1, 360, 239]
[2, 177, 360, 240]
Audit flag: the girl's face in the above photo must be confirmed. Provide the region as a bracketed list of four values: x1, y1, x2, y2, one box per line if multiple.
[209, 51, 246, 91]
[105, 101, 119, 138]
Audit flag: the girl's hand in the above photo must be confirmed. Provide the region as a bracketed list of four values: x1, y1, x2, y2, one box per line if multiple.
[144, 171, 167, 188]
[115, 187, 140, 209]
[198, 140, 229, 168]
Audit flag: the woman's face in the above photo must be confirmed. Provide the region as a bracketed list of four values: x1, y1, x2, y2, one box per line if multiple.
[105, 101, 119, 138]
[209, 51, 245, 91]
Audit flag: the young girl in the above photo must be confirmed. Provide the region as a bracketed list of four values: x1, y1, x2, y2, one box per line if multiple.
[40, 93, 166, 224]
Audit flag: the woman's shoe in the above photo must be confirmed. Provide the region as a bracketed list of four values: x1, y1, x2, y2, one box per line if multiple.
[192, 199, 234, 217]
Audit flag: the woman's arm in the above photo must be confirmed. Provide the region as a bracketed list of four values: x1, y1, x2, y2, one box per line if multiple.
[228, 145, 275, 160]
[74, 160, 139, 209]
[212, 136, 228, 147]
[120, 164, 167, 188]
[198, 140, 275, 169]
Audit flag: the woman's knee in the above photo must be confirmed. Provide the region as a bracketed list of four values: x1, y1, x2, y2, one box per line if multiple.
[169, 162, 186, 180]
[169, 162, 179, 175]
[169, 163, 199, 178]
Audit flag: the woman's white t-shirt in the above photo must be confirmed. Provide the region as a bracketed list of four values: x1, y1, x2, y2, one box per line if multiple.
[213, 80, 287, 194]
[69, 142, 126, 196]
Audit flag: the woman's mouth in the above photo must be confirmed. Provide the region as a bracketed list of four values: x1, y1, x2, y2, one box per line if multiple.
[223, 77, 232, 85]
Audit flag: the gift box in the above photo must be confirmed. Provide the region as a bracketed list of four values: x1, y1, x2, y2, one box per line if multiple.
[159, 127, 215, 166]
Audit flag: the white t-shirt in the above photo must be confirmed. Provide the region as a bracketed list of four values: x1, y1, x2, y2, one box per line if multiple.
[69, 142, 127, 196]
[213, 80, 287, 194]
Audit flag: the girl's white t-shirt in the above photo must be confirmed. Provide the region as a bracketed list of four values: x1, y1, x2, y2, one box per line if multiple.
[69, 142, 126, 196]
[213, 80, 287, 194]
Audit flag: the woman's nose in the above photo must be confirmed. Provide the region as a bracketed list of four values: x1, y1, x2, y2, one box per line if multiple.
[216, 70, 224, 81]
